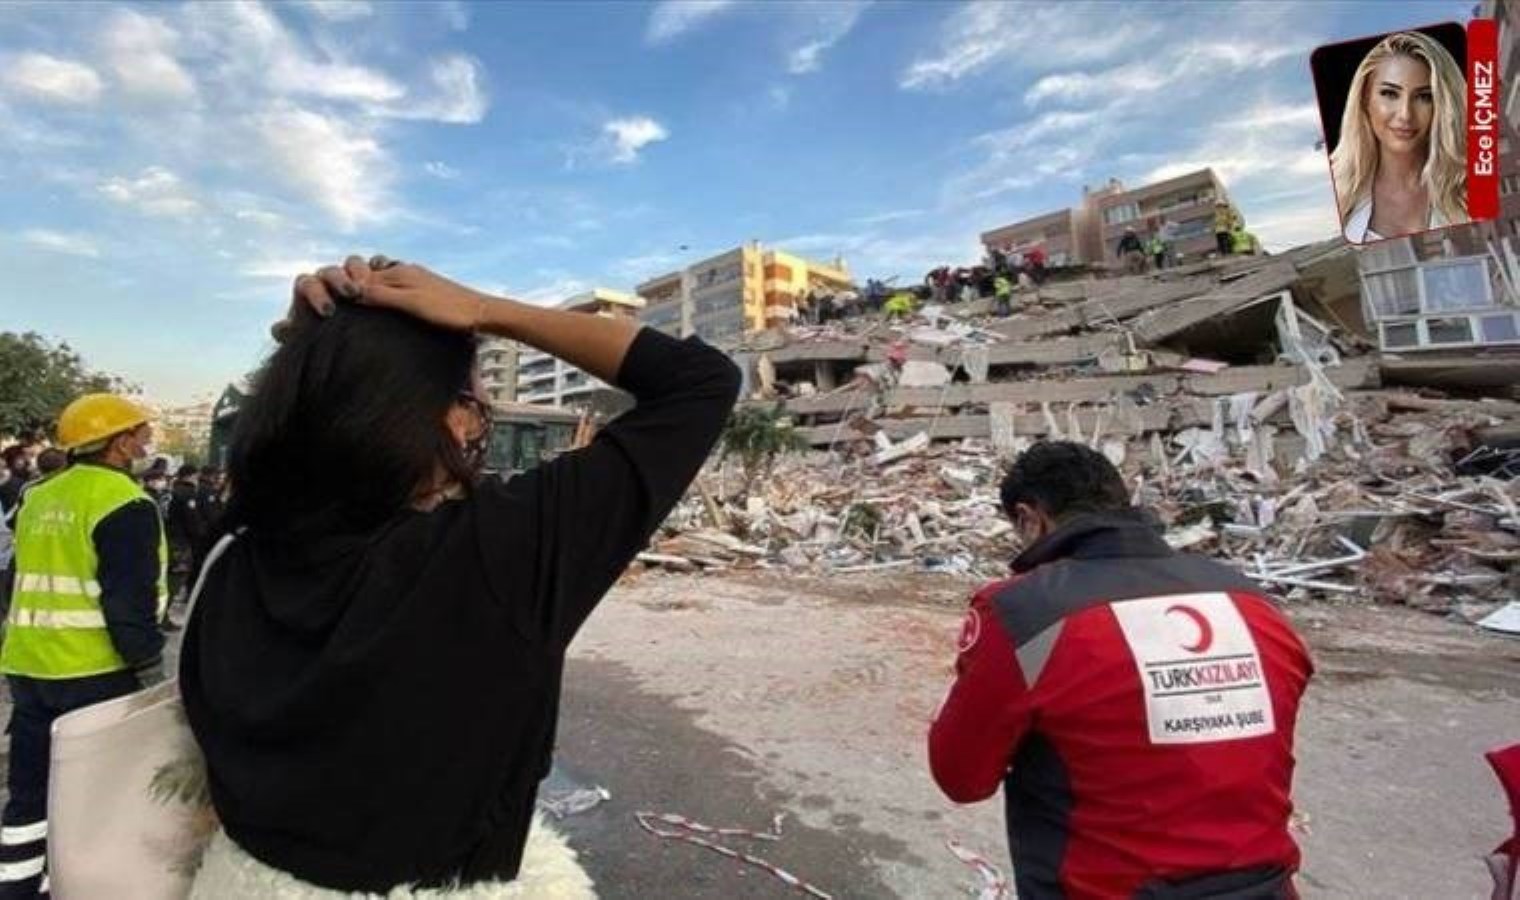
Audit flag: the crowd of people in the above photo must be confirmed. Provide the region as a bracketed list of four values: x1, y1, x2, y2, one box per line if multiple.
[0, 441, 227, 631]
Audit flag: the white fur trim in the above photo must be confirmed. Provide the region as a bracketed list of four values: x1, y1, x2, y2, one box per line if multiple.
[189, 814, 595, 899]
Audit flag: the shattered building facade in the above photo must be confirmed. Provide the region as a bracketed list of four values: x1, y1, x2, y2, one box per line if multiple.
[981, 168, 1235, 267]
[634, 241, 1518, 624]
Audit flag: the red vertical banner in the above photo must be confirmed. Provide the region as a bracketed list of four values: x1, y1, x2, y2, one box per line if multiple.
[1468, 18, 1500, 221]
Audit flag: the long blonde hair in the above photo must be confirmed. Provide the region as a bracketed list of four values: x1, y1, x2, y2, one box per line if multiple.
[1329, 31, 1467, 225]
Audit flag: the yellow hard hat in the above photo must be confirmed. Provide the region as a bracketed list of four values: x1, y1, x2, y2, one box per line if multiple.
[56, 394, 152, 451]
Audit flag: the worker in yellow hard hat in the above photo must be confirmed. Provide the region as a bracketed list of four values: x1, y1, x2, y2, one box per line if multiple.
[0, 394, 168, 898]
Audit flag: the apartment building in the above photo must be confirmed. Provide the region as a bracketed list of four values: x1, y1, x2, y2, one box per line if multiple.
[510, 288, 644, 408]
[980, 168, 1234, 267]
[635, 242, 853, 345]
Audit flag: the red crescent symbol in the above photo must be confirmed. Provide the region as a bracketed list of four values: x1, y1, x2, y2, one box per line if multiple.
[1166, 604, 1214, 654]
[957, 609, 982, 653]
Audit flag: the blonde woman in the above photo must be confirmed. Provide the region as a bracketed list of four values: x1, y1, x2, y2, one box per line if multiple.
[1330, 31, 1468, 242]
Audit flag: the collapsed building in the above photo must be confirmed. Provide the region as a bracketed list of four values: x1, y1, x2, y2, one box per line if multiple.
[640, 236, 1520, 624]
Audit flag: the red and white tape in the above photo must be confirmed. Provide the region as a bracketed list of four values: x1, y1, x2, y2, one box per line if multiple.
[947, 839, 1012, 899]
[635, 811, 832, 899]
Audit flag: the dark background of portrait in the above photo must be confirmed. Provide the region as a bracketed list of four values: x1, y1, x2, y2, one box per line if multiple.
[1311, 21, 1466, 154]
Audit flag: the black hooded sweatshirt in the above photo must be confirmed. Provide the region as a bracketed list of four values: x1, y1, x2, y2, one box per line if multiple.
[181, 328, 741, 891]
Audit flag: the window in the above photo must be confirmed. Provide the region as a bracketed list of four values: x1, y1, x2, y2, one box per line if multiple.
[1103, 202, 1139, 226]
[1172, 218, 1212, 239]
[1363, 268, 1420, 317]
[1157, 192, 1201, 213]
[1382, 322, 1419, 348]
[1481, 313, 1520, 342]
[1503, 175, 1520, 196]
[1426, 317, 1474, 344]
[1421, 260, 1491, 312]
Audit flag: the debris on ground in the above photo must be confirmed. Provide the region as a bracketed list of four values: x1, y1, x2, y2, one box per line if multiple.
[630, 239, 1520, 620]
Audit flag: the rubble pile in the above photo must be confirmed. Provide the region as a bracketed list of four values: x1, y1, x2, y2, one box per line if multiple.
[636, 239, 1520, 618]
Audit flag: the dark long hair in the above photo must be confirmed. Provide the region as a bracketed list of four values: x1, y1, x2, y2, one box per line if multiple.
[224, 305, 477, 538]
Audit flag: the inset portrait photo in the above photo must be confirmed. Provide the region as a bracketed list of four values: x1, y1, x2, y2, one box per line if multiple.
[1311, 23, 1469, 244]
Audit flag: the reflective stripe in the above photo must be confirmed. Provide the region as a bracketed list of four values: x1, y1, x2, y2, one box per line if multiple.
[0, 855, 44, 882]
[0, 821, 45, 845]
[13, 573, 101, 598]
[9, 609, 107, 629]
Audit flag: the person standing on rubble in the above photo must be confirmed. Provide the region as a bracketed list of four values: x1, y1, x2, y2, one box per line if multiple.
[992, 273, 1014, 317]
[929, 441, 1313, 900]
[1213, 199, 1238, 257]
[181, 256, 740, 897]
[1117, 227, 1147, 275]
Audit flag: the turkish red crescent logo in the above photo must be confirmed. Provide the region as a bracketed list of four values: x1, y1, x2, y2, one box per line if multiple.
[957, 608, 982, 653]
[1166, 604, 1214, 654]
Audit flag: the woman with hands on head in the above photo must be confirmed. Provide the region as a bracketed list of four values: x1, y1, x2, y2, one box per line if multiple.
[182, 256, 741, 898]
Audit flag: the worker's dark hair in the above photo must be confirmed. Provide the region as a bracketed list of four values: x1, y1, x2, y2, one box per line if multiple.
[224, 304, 478, 538]
[35, 448, 66, 475]
[999, 441, 1131, 521]
[2, 445, 28, 470]
[177, 464, 199, 478]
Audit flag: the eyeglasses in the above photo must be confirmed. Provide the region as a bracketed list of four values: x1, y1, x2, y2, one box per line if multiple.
[457, 391, 493, 435]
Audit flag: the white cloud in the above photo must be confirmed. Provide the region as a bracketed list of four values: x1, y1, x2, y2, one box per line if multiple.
[378, 55, 487, 124]
[234, 208, 285, 228]
[424, 160, 460, 179]
[1218, 103, 1322, 131]
[612, 249, 687, 281]
[254, 106, 390, 232]
[98, 167, 202, 218]
[195, 2, 403, 104]
[296, 1, 374, 22]
[787, 1, 869, 74]
[901, 3, 1159, 90]
[239, 256, 330, 281]
[1023, 40, 1305, 107]
[98, 10, 197, 102]
[647, 0, 737, 43]
[438, 1, 470, 31]
[1, 53, 103, 105]
[517, 276, 592, 306]
[603, 117, 669, 164]
[852, 208, 926, 225]
[19, 228, 100, 258]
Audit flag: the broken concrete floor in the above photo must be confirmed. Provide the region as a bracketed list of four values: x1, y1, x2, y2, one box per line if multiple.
[553, 571, 1520, 899]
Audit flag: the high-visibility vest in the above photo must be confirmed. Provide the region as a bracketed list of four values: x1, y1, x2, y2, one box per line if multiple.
[1, 464, 168, 679]
[1231, 229, 1254, 253]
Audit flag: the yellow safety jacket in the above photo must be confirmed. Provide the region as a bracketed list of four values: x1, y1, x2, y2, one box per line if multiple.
[1, 464, 168, 679]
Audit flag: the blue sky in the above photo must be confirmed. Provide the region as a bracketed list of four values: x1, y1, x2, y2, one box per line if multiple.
[0, 0, 1471, 403]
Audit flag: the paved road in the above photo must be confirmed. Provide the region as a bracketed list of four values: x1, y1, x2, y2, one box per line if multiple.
[0, 575, 1514, 898]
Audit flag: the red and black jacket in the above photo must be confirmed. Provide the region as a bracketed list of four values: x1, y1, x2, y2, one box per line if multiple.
[929, 513, 1313, 899]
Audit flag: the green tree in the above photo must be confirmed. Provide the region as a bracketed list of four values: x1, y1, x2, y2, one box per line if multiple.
[718, 404, 808, 499]
[0, 332, 135, 439]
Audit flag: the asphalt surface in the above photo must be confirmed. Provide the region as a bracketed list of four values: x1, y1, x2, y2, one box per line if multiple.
[0, 579, 1514, 899]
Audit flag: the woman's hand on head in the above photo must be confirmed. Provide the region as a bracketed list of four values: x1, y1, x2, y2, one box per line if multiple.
[271, 256, 487, 340]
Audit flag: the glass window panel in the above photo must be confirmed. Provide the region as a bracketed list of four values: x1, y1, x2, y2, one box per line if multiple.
[1364, 269, 1419, 317]
[1426, 317, 1474, 344]
[1480, 313, 1520, 342]
[1382, 322, 1419, 348]
[1421, 261, 1489, 312]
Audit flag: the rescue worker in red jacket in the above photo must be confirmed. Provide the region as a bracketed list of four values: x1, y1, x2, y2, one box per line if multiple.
[929, 442, 1313, 899]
